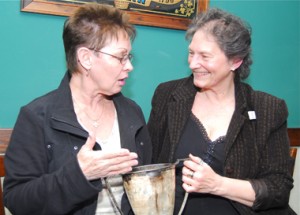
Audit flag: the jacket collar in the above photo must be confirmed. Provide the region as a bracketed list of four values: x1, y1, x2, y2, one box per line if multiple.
[224, 75, 249, 154]
[50, 72, 86, 137]
[167, 76, 197, 162]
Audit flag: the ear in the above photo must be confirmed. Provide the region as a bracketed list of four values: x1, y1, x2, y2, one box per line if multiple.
[230, 58, 243, 71]
[77, 47, 92, 70]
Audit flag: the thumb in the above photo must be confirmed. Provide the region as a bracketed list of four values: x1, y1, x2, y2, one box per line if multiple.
[84, 132, 96, 150]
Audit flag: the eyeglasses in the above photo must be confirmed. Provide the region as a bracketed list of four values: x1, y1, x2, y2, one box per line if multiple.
[90, 49, 133, 65]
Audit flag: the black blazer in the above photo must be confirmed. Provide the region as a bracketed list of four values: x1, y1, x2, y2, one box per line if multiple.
[148, 75, 294, 214]
[4, 72, 152, 215]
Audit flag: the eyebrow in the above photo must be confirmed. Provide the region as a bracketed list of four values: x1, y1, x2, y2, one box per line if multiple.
[116, 48, 129, 54]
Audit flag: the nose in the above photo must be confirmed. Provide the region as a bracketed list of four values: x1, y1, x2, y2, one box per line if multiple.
[123, 59, 133, 72]
[189, 55, 201, 70]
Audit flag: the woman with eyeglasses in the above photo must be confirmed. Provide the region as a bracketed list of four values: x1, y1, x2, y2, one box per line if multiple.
[4, 4, 152, 215]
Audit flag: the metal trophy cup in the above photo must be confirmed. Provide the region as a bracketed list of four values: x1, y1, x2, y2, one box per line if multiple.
[122, 163, 176, 215]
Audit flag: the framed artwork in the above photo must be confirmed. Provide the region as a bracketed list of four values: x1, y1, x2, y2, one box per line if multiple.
[21, 0, 209, 30]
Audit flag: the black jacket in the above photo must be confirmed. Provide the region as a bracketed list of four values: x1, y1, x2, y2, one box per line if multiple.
[4, 72, 152, 215]
[148, 75, 294, 214]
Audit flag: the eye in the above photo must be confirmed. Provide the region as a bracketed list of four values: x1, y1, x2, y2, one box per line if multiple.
[121, 53, 134, 64]
[188, 51, 194, 56]
[201, 54, 212, 61]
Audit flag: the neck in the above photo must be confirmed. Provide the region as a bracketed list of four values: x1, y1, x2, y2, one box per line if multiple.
[70, 74, 108, 108]
[200, 84, 235, 105]
[70, 76, 108, 128]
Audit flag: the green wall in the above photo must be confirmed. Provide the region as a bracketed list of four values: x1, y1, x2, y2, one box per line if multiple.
[1, 0, 299, 128]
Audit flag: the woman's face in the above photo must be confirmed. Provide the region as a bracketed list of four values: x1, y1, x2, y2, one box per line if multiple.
[89, 31, 133, 96]
[188, 29, 236, 91]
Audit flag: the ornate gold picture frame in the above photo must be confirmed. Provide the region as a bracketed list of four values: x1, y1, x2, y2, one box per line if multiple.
[21, 0, 209, 30]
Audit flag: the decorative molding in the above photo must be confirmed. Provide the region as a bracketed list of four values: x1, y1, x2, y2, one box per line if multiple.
[21, 0, 209, 30]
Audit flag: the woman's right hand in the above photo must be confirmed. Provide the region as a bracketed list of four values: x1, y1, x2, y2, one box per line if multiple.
[77, 133, 138, 180]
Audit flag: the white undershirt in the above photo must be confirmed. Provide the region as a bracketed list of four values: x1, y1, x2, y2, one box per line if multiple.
[77, 112, 124, 214]
[95, 114, 123, 215]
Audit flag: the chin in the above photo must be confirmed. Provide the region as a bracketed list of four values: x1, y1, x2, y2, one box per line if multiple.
[112, 89, 122, 95]
[193, 79, 206, 88]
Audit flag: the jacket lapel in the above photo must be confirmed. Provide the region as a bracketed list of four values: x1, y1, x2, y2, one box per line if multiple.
[224, 78, 248, 156]
[168, 77, 197, 162]
[49, 73, 88, 139]
[113, 93, 144, 155]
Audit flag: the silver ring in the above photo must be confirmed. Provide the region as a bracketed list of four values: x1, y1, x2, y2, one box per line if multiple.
[190, 171, 194, 178]
[199, 159, 204, 166]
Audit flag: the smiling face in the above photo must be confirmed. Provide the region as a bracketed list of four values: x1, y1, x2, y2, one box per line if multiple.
[88, 30, 133, 96]
[188, 29, 239, 92]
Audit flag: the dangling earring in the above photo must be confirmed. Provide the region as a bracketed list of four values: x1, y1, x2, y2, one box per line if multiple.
[85, 68, 90, 77]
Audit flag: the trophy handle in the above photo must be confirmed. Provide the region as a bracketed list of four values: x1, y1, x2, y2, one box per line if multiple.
[103, 177, 124, 215]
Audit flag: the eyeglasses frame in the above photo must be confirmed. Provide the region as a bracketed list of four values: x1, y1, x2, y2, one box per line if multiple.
[89, 49, 133, 65]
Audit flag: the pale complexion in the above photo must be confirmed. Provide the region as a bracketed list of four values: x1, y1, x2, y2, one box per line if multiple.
[182, 29, 256, 207]
[70, 30, 138, 181]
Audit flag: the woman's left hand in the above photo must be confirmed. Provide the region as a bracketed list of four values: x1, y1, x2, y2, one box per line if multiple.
[182, 154, 223, 195]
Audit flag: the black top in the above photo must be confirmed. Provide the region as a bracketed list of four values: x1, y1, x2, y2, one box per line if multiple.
[174, 113, 239, 215]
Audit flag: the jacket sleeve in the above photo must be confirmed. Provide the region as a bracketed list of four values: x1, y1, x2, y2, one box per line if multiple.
[3, 106, 101, 215]
[249, 99, 294, 211]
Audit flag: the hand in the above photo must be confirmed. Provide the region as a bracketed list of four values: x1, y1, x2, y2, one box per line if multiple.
[181, 154, 223, 195]
[77, 132, 138, 180]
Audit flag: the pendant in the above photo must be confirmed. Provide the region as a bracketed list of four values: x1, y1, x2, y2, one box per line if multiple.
[92, 121, 100, 128]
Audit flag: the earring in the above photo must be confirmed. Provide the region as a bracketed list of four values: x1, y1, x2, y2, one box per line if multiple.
[85, 69, 90, 77]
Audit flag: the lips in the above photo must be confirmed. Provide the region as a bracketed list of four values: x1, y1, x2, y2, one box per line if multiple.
[119, 77, 128, 86]
[193, 71, 210, 76]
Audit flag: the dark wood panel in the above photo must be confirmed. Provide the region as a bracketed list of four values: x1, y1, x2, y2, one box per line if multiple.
[288, 128, 300, 147]
[0, 129, 12, 154]
[0, 155, 5, 215]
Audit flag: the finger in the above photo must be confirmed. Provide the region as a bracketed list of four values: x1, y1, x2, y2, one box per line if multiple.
[109, 165, 136, 175]
[83, 132, 96, 150]
[190, 171, 194, 178]
[182, 167, 193, 177]
[183, 158, 197, 172]
[99, 149, 135, 160]
[106, 159, 139, 176]
[182, 181, 195, 193]
[189, 154, 205, 166]
[182, 172, 195, 192]
[107, 157, 138, 171]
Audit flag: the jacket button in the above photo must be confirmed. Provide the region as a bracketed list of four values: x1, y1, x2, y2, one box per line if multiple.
[74, 146, 78, 150]
[140, 142, 144, 146]
[47, 145, 51, 149]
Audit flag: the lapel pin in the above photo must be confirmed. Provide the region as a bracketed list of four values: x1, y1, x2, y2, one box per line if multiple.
[248, 111, 256, 120]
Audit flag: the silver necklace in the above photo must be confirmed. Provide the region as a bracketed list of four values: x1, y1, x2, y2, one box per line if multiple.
[72, 96, 104, 128]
